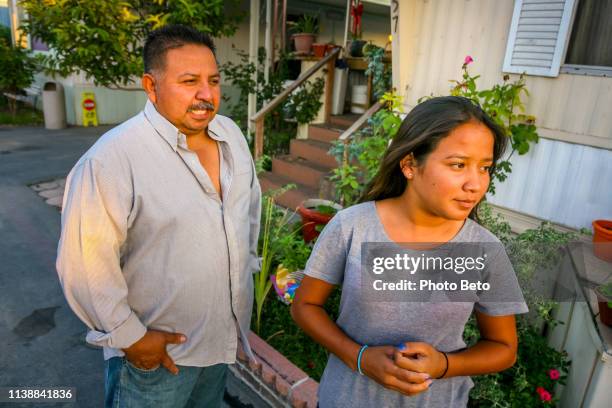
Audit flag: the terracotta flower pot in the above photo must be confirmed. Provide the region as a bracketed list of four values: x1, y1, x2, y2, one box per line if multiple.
[592, 220, 612, 262]
[293, 33, 316, 55]
[297, 199, 342, 243]
[312, 43, 327, 58]
[595, 286, 612, 327]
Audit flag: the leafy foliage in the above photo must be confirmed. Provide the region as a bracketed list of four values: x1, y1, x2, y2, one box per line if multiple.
[19, 0, 244, 87]
[444, 58, 539, 194]
[254, 185, 315, 333]
[363, 44, 391, 100]
[255, 286, 341, 380]
[466, 203, 574, 407]
[330, 91, 403, 205]
[283, 76, 325, 125]
[220, 47, 325, 154]
[287, 14, 319, 35]
[0, 27, 37, 117]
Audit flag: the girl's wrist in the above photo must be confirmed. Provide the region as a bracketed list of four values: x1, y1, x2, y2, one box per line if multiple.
[436, 350, 449, 379]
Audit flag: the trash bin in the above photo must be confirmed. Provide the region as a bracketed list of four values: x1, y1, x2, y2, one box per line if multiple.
[331, 59, 349, 115]
[42, 82, 67, 129]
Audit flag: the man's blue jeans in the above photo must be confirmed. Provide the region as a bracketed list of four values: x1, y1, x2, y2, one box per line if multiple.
[104, 357, 228, 408]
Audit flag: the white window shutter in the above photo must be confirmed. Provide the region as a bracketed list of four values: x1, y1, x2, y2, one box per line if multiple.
[503, 0, 577, 77]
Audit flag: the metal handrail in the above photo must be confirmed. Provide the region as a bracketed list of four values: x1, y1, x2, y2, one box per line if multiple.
[250, 47, 341, 159]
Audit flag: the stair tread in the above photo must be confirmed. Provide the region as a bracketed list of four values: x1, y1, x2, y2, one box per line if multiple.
[260, 172, 317, 192]
[293, 138, 333, 149]
[275, 154, 333, 172]
[310, 123, 347, 132]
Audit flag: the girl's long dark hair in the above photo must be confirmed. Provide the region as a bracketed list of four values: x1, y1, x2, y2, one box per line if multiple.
[359, 96, 507, 221]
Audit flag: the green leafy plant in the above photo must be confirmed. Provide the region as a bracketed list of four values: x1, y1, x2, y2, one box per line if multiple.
[466, 203, 573, 407]
[220, 47, 298, 155]
[330, 91, 403, 206]
[314, 205, 338, 216]
[254, 184, 309, 333]
[283, 76, 325, 125]
[19, 0, 244, 87]
[287, 15, 319, 35]
[255, 154, 272, 175]
[597, 282, 612, 308]
[363, 44, 391, 100]
[438, 56, 540, 194]
[329, 164, 360, 206]
[221, 47, 324, 153]
[0, 27, 37, 117]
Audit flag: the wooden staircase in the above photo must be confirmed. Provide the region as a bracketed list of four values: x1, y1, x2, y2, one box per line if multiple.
[259, 114, 360, 209]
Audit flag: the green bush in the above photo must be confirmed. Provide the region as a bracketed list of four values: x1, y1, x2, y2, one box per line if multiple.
[0, 31, 37, 118]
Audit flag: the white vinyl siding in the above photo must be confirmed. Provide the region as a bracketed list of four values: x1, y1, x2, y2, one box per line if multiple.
[503, 0, 577, 77]
[487, 137, 612, 230]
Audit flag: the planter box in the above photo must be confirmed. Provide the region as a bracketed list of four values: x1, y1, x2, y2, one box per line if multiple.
[234, 331, 318, 408]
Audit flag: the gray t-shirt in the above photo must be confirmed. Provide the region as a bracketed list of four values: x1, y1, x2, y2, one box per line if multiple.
[304, 201, 528, 408]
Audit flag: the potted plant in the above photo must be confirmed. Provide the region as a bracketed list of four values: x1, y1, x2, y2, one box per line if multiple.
[595, 282, 612, 326]
[288, 15, 319, 55]
[312, 43, 328, 58]
[297, 199, 342, 242]
[348, 0, 365, 57]
[592, 219, 612, 262]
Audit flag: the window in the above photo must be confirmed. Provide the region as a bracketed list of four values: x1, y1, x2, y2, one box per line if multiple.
[564, 0, 612, 68]
[504, 0, 612, 77]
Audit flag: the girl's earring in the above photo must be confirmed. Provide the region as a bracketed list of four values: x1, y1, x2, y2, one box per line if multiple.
[408, 173, 413, 178]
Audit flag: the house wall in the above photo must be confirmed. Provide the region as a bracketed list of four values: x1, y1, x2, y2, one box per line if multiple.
[393, 0, 612, 230]
[394, 0, 612, 150]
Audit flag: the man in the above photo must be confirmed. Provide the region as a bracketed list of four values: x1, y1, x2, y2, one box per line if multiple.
[56, 25, 261, 407]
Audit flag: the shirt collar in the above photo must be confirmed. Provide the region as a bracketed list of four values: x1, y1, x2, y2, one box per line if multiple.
[144, 100, 228, 151]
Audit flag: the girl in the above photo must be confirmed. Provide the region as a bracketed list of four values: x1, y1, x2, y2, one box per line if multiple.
[291, 96, 528, 407]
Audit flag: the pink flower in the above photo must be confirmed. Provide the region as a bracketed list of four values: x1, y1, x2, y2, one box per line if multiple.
[464, 55, 474, 65]
[536, 387, 552, 402]
[548, 369, 560, 380]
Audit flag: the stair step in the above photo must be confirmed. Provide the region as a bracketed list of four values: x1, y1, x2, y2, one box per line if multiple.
[271, 155, 330, 189]
[290, 139, 338, 168]
[259, 172, 317, 210]
[308, 124, 344, 143]
[329, 113, 361, 129]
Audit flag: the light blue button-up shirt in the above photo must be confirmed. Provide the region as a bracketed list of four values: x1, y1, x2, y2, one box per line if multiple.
[56, 100, 261, 366]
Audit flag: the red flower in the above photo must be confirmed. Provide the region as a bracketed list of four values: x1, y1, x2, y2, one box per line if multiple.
[548, 369, 560, 380]
[464, 55, 474, 65]
[536, 387, 552, 402]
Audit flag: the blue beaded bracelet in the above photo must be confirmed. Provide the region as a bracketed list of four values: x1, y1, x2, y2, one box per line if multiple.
[357, 345, 369, 375]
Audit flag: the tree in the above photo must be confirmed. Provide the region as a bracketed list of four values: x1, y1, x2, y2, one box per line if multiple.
[0, 26, 36, 117]
[19, 0, 244, 88]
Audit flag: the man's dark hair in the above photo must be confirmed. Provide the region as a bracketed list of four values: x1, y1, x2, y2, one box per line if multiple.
[143, 24, 217, 74]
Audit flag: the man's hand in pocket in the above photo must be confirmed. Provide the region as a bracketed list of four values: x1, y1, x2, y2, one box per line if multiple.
[122, 330, 187, 375]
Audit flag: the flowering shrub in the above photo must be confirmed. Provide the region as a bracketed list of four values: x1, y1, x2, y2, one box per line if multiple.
[421, 56, 540, 194]
[466, 204, 572, 407]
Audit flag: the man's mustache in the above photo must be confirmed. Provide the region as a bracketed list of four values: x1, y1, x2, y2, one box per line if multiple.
[188, 101, 215, 111]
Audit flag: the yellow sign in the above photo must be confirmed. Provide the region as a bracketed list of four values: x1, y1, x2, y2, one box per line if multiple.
[81, 92, 98, 127]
